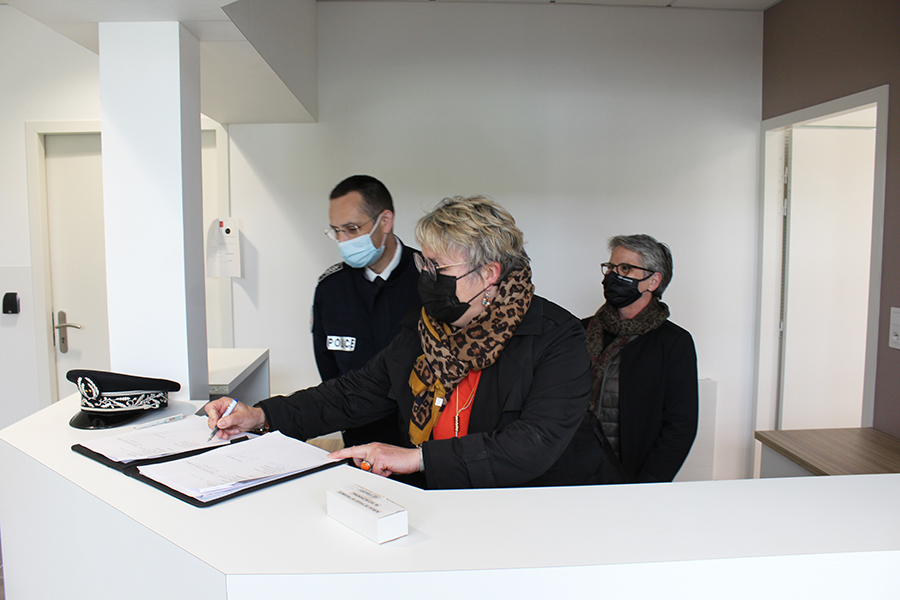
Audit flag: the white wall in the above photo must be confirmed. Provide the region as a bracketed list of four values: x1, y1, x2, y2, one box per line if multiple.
[229, 2, 763, 479]
[0, 6, 100, 428]
[1, 2, 763, 480]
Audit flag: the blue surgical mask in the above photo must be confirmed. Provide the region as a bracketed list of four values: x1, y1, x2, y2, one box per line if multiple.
[338, 212, 386, 268]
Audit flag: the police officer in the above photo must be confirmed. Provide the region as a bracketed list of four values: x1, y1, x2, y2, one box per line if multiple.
[313, 175, 420, 447]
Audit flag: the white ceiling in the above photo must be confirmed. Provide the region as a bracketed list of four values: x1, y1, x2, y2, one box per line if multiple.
[4, 0, 781, 123]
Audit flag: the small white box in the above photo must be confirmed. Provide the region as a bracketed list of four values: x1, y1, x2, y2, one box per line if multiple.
[326, 484, 408, 544]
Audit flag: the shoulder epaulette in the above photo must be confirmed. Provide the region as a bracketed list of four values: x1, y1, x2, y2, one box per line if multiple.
[318, 262, 344, 283]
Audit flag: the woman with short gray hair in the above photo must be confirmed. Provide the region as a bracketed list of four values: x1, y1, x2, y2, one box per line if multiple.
[583, 233, 698, 484]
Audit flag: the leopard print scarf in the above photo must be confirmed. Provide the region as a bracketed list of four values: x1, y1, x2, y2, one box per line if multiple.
[408, 266, 534, 445]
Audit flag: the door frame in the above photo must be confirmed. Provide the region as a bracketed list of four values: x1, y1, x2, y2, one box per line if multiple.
[752, 85, 889, 473]
[26, 117, 231, 404]
[26, 121, 100, 406]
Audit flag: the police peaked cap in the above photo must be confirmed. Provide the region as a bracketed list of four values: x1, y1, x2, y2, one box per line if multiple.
[67, 369, 181, 430]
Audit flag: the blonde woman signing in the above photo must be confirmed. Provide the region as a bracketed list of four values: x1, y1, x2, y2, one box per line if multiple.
[206, 197, 603, 488]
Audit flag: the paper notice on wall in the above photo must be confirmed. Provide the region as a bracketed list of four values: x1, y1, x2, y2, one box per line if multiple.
[207, 218, 242, 278]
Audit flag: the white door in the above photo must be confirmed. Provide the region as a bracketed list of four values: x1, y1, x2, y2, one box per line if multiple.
[44, 133, 111, 399]
[780, 111, 876, 429]
[43, 129, 225, 401]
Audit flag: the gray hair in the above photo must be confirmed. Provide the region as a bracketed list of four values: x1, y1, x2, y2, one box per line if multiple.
[608, 234, 673, 297]
[415, 196, 529, 280]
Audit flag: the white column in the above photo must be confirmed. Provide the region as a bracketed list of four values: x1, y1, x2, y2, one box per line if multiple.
[99, 22, 208, 400]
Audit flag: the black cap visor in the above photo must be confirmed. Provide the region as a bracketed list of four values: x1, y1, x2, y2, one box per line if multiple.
[69, 408, 147, 430]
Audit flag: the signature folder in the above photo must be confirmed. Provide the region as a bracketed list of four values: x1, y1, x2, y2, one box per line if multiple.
[73, 416, 346, 507]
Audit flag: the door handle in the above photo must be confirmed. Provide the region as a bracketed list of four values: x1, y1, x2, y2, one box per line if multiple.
[54, 310, 82, 354]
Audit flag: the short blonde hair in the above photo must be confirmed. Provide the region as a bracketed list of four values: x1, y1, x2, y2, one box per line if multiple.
[415, 196, 529, 278]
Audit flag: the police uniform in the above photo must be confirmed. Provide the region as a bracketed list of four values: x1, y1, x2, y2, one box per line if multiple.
[311, 239, 421, 447]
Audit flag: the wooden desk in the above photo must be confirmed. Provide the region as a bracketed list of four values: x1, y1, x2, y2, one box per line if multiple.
[756, 428, 900, 477]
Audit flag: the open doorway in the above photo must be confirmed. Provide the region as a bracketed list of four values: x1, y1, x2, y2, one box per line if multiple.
[754, 86, 889, 470]
[781, 106, 877, 429]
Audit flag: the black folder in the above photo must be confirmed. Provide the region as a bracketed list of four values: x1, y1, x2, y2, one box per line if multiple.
[73, 435, 349, 507]
[123, 457, 348, 507]
[72, 436, 251, 471]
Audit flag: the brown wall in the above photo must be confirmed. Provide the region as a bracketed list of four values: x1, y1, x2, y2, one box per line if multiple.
[763, 0, 900, 436]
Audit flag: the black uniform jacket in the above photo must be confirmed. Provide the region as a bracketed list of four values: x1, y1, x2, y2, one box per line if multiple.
[311, 241, 421, 380]
[581, 317, 698, 483]
[311, 241, 421, 447]
[261, 296, 604, 489]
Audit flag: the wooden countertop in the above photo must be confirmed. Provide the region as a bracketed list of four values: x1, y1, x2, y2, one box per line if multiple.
[755, 427, 900, 476]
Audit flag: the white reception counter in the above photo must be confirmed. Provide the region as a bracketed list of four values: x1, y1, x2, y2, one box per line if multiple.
[1, 396, 899, 599]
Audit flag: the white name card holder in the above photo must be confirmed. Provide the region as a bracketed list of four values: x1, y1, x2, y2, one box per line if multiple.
[326, 483, 408, 544]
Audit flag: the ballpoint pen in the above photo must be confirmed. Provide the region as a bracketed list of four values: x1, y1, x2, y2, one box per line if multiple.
[133, 414, 185, 430]
[208, 398, 239, 442]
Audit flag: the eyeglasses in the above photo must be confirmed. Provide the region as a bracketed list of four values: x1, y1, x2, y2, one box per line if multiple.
[324, 214, 378, 241]
[414, 252, 472, 281]
[601, 262, 655, 279]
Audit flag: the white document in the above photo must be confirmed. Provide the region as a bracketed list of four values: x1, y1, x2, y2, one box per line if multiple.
[81, 415, 229, 463]
[137, 432, 339, 502]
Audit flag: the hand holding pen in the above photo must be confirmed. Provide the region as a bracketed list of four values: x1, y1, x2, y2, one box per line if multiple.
[204, 397, 267, 441]
[208, 398, 238, 441]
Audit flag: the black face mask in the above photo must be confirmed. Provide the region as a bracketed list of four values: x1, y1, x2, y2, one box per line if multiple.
[418, 270, 480, 324]
[602, 271, 649, 308]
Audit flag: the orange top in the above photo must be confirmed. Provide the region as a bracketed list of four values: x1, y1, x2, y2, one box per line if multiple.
[433, 370, 482, 440]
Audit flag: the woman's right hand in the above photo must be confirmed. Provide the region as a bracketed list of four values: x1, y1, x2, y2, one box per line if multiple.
[204, 397, 266, 440]
[328, 443, 422, 477]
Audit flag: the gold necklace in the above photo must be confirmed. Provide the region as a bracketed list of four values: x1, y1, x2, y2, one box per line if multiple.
[454, 384, 477, 438]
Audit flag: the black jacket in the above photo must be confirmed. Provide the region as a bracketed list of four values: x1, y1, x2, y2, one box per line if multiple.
[581, 317, 698, 483]
[261, 296, 603, 489]
[311, 241, 421, 380]
[311, 241, 421, 447]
